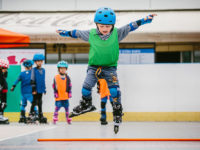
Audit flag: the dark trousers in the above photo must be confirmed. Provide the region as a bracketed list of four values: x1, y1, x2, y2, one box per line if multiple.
[0, 93, 7, 115]
[30, 93, 43, 115]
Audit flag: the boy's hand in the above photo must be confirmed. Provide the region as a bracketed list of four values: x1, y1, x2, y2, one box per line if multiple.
[32, 91, 37, 95]
[10, 86, 15, 92]
[68, 93, 72, 98]
[54, 92, 58, 98]
[56, 30, 70, 37]
[141, 14, 157, 25]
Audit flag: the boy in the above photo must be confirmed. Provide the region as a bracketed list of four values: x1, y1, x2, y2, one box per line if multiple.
[57, 7, 156, 133]
[52, 61, 72, 124]
[0, 59, 9, 124]
[29, 53, 47, 123]
[11, 59, 37, 123]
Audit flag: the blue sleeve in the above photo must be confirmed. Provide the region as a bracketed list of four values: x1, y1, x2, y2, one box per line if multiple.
[13, 73, 22, 86]
[43, 69, 46, 93]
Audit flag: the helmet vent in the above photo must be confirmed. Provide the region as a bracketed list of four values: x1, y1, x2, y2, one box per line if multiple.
[104, 15, 108, 17]
[104, 8, 108, 10]
[99, 11, 102, 14]
[110, 12, 113, 15]
[98, 20, 102, 22]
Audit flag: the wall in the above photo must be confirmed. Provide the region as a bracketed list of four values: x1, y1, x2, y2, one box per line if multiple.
[41, 64, 200, 113]
[1, 0, 200, 11]
[5, 65, 21, 112]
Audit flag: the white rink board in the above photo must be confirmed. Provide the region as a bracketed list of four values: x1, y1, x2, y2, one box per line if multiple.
[40, 64, 200, 113]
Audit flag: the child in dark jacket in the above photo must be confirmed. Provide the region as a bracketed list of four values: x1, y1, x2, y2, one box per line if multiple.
[0, 58, 9, 124]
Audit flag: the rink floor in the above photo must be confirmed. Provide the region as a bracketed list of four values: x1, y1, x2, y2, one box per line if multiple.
[0, 122, 200, 150]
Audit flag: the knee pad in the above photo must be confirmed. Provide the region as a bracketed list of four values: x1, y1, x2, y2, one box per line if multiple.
[109, 87, 121, 103]
[109, 88, 117, 98]
[82, 87, 91, 97]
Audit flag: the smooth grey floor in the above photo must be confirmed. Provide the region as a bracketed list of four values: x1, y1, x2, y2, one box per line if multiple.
[0, 122, 200, 150]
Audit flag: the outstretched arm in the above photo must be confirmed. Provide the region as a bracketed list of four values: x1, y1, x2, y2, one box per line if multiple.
[10, 74, 21, 91]
[56, 29, 90, 42]
[118, 14, 157, 41]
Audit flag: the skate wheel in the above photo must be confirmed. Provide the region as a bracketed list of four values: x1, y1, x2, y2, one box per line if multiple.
[69, 112, 77, 118]
[0, 121, 9, 124]
[114, 125, 119, 134]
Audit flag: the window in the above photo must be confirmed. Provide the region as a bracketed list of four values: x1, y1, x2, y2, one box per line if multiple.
[194, 51, 200, 62]
[156, 52, 180, 63]
[181, 51, 191, 63]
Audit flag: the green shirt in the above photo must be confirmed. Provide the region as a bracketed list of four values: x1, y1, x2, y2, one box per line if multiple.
[88, 28, 119, 66]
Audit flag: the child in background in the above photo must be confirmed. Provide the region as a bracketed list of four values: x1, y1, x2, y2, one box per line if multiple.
[57, 7, 156, 133]
[11, 59, 37, 123]
[0, 59, 9, 124]
[52, 61, 72, 124]
[30, 53, 47, 123]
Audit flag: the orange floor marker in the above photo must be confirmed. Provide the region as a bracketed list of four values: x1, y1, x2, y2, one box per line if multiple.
[38, 138, 200, 142]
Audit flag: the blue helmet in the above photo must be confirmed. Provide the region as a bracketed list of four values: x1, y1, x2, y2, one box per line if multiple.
[33, 53, 45, 61]
[23, 59, 34, 68]
[57, 61, 68, 68]
[94, 7, 116, 25]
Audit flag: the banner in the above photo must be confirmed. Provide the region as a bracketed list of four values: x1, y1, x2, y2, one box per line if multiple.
[0, 49, 45, 64]
[118, 48, 155, 64]
[5, 65, 21, 112]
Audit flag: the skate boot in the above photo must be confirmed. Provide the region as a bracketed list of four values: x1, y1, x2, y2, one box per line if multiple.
[39, 113, 47, 124]
[0, 115, 9, 124]
[67, 118, 72, 124]
[26, 113, 38, 124]
[113, 103, 123, 134]
[69, 96, 96, 118]
[53, 112, 58, 124]
[66, 112, 72, 124]
[100, 117, 108, 125]
[19, 110, 26, 123]
[53, 118, 58, 124]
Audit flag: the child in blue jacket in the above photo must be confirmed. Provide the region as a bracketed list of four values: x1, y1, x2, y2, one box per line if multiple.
[30, 53, 47, 123]
[11, 59, 37, 123]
